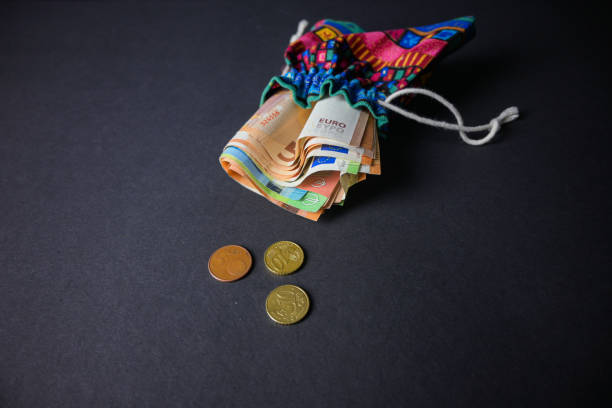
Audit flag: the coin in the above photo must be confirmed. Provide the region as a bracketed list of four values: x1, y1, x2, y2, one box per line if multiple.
[264, 241, 304, 275]
[208, 245, 252, 282]
[265, 284, 310, 325]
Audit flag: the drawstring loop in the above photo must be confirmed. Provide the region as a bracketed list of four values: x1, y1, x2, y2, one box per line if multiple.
[378, 88, 519, 146]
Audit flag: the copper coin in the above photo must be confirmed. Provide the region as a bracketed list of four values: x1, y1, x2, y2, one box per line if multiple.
[208, 245, 252, 282]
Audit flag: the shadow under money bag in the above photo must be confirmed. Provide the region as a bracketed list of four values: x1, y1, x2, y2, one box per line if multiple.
[322, 50, 522, 221]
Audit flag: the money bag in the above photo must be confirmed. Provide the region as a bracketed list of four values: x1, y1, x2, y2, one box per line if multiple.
[219, 17, 519, 220]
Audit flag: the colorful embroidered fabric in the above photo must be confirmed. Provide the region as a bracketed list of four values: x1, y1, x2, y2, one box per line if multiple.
[261, 17, 475, 135]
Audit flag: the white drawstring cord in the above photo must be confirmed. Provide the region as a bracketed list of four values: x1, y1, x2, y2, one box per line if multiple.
[281, 21, 519, 145]
[378, 88, 519, 146]
[289, 19, 309, 44]
[281, 19, 309, 76]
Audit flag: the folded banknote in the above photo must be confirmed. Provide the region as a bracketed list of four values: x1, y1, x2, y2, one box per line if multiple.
[219, 90, 380, 220]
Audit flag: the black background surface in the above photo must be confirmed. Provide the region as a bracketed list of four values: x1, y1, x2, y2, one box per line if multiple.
[1, 1, 611, 407]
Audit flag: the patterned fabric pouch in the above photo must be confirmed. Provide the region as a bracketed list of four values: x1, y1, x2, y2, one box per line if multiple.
[261, 17, 477, 136]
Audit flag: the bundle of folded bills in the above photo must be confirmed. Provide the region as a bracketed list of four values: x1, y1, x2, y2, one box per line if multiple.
[219, 90, 380, 221]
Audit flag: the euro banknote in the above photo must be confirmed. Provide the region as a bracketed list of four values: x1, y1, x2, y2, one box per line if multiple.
[219, 89, 381, 220]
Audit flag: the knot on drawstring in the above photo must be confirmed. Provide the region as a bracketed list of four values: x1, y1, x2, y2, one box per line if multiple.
[497, 106, 520, 124]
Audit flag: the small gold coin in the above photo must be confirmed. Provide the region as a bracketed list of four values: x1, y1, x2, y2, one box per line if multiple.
[265, 284, 309, 325]
[264, 241, 304, 275]
[208, 245, 252, 282]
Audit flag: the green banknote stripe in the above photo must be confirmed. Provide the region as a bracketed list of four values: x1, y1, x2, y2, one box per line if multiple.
[221, 151, 328, 212]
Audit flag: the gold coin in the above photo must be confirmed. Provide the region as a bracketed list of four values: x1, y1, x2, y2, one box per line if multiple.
[265, 284, 309, 325]
[208, 245, 252, 282]
[264, 241, 304, 275]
